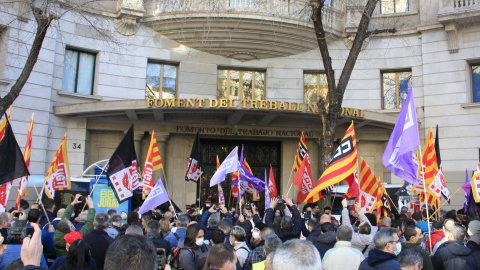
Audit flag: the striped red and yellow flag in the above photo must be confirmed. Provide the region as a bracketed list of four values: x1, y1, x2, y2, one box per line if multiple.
[422, 127, 438, 186]
[375, 180, 389, 222]
[305, 121, 358, 202]
[15, 114, 34, 210]
[216, 155, 220, 170]
[359, 158, 380, 213]
[44, 134, 71, 198]
[293, 132, 308, 172]
[232, 159, 259, 201]
[142, 131, 163, 199]
[0, 106, 12, 140]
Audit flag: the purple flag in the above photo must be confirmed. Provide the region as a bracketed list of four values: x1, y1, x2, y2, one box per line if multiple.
[382, 87, 420, 185]
[230, 145, 266, 192]
[139, 176, 170, 215]
[464, 169, 471, 214]
[265, 168, 270, 210]
[237, 174, 244, 205]
[210, 147, 239, 187]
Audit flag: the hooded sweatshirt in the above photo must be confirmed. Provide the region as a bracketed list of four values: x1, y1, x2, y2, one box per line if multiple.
[358, 249, 401, 270]
[313, 231, 337, 259]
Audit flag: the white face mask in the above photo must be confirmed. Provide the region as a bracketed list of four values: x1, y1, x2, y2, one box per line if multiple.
[395, 242, 402, 255]
[195, 237, 204, 246]
[246, 212, 253, 217]
[252, 231, 260, 239]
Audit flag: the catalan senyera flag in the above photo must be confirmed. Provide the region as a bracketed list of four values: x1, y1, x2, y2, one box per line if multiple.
[44, 134, 71, 199]
[305, 121, 358, 202]
[16, 114, 34, 210]
[293, 132, 308, 172]
[142, 131, 163, 199]
[359, 158, 380, 213]
[375, 179, 391, 222]
[0, 106, 12, 140]
[417, 127, 441, 207]
[471, 162, 480, 203]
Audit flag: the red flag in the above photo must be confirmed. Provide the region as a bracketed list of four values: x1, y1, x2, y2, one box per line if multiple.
[293, 154, 315, 204]
[268, 164, 278, 197]
[44, 134, 71, 199]
[142, 131, 163, 199]
[293, 132, 308, 172]
[0, 181, 13, 212]
[343, 170, 359, 199]
[16, 114, 34, 210]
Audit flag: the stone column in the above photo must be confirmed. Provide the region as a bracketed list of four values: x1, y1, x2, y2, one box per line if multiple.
[153, 132, 169, 186]
[134, 132, 145, 163]
[66, 118, 88, 176]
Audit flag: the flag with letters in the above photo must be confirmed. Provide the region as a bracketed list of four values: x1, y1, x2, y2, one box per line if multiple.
[44, 133, 71, 199]
[471, 163, 480, 203]
[293, 153, 315, 204]
[0, 112, 30, 185]
[16, 114, 34, 209]
[382, 87, 420, 185]
[434, 125, 450, 202]
[142, 131, 163, 199]
[139, 176, 170, 215]
[359, 158, 380, 213]
[0, 181, 12, 212]
[185, 131, 204, 181]
[268, 164, 278, 197]
[106, 125, 140, 203]
[232, 159, 261, 200]
[305, 121, 358, 202]
[293, 132, 308, 172]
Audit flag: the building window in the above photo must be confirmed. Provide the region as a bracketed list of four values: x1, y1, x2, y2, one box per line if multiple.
[472, 64, 480, 103]
[145, 62, 178, 99]
[382, 70, 412, 109]
[61, 48, 96, 95]
[304, 72, 328, 104]
[217, 69, 265, 100]
[380, 0, 408, 14]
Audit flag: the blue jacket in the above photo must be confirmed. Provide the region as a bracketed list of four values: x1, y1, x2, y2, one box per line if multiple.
[199, 211, 233, 241]
[165, 227, 187, 249]
[27, 223, 55, 259]
[0, 245, 48, 269]
[358, 249, 401, 270]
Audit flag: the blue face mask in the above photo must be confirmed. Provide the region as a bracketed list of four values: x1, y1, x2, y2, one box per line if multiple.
[395, 242, 402, 255]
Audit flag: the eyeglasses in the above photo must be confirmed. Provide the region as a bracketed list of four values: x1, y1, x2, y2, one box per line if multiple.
[388, 240, 399, 244]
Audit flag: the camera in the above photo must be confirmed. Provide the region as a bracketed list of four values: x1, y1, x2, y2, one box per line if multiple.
[77, 196, 86, 204]
[275, 195, 284, 204]
[13, 212, 20, 218]
[347, 198, 356, 206]
[0, 227, 34, 245]
[244, 204, 252, 211]
[156, 248, 166, 269]
[213, 206, 220, 212]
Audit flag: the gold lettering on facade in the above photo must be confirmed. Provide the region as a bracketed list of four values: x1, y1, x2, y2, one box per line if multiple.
[269, 101, 278, 110]
[219, 99, 228, 108]
[147, 99, 154, 108]
[307, 103, 316, 112]
[155, 99, 163, 107]
[352, 109, 359, 117]
[209, 99, 218, 108]
[186, 99, 195, 108]
[164, 99, 175, 107]
[241, 100, 248, 108]
[250, 100, 258, 109]
[278, 102, 286, 110]
[287, 102, 296, 111]
[196, 98, 205, 108]
[178, 99, 186, 107]
[259, 100, 268, 109]
[296, 102, 303, 111]
[229, 99, 236, 108]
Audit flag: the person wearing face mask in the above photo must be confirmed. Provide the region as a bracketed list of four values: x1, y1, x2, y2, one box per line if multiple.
[230, 226, 250, 268]
[401, 225, 433, 270]
[359, 227, 401, 270]
[243, 226, 275, 270]
[177, 223, 210, 270]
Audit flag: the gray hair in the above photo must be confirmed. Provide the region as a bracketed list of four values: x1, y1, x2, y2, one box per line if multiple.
[126, 224, 144, 236]
[111, 214, 122, 224]
[373, 227, 398, 251]
[451, 225, 466, 242]
[57, 218, 75, 233]
[337, 224, 353, 241]
[104, 234, 156, 270]
[398, 247, 423, 268]
[79, 211, 88, 222]
[260, 227, 275, 240]
[272, 239, 321, 270]
[177, 215, 190, 228]
[0, 213, 8, 224]
[94, 212, 110, 230]
[231, 226, 246, 242]
[264, 234, 282, 255]
[281, 216, 293, 230]
[219, 218, 233, 232]
[207, 214, 220, 228]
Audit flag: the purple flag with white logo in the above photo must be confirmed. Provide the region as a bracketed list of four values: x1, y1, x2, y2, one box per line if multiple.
[210, 147, 239, 187]
[230, 145, 266, 192]
[139, 176, 170, 215]
[382, 87, 420, 185]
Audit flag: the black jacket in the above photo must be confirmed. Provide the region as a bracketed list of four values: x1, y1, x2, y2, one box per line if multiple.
[465, 240, 480, 270]
[265, 205, 303, 242]
[146, 232, 173, 257]
[432, 241, 471, 270]
[83, 229, 115, 270]
[306, 223, 322, 243]
[358, 249, 401, 270]
[312, 231, 336, 259]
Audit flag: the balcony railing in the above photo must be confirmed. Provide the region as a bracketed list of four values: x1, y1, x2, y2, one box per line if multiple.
[443, 0, 480, 8]
[439, 0, 480, 15]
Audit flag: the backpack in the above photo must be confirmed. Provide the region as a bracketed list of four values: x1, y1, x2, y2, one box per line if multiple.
[170, 247, 195, 270]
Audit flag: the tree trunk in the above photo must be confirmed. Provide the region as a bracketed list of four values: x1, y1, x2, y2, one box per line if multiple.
[310, 0, 380, 211]
[0, 8, 54, 116]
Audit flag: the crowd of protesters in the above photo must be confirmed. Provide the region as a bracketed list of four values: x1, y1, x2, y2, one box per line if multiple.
[2, 193, 480, 270]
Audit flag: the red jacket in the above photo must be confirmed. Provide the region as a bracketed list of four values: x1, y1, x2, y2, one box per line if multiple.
[426, 230, 444, 252]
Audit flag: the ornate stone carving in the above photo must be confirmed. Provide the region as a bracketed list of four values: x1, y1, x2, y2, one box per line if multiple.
[344, 34, 369, 50]
[115, 0, 145, 36]
[445, 23, 458, 53]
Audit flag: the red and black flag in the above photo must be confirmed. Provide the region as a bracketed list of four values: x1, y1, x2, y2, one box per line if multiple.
[0, 117, 30, 185]
[106, 125, 139, 203]
[185, 131, 204, 181]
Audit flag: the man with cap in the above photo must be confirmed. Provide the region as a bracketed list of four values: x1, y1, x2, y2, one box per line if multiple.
[49, 231, 98, 270]
[464, 220, 480, 270]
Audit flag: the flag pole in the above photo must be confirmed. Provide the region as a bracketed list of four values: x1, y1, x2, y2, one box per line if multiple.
[418, 145, 433, 255]
[431, 185, 463, 217]
[383, 182, 399, 213]
[160, 167, 177, 218]
[80, 162, 109, 213]
[285, 159, 298, 197]
[28, 177, 52, 226]
[331, 183, 339, 209]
